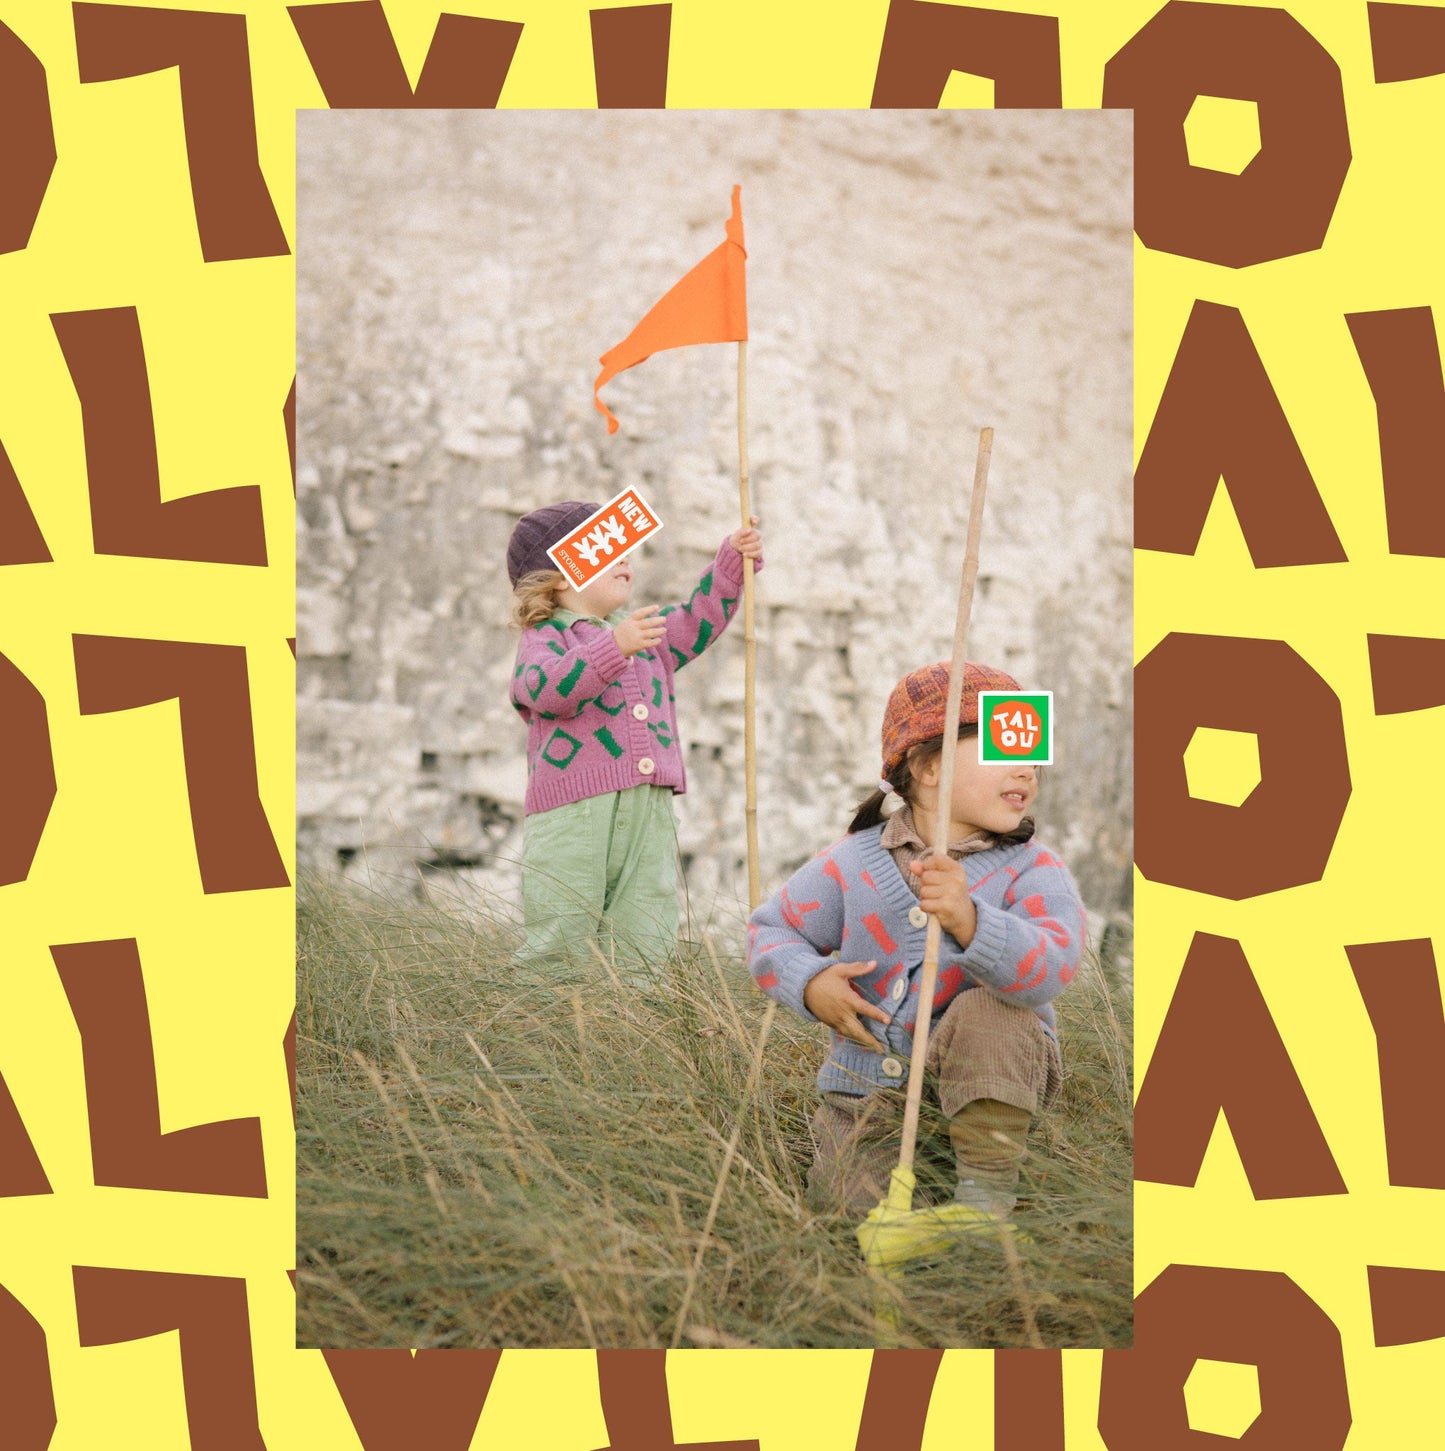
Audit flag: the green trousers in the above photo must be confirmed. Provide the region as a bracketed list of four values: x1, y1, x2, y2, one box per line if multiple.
[518, 785, 680, 983]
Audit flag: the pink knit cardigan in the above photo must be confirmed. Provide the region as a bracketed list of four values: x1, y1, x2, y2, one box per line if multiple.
[510, 538, 757, 815]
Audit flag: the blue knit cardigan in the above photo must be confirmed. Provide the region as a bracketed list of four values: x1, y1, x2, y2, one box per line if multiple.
[747, 825, 1085, 1096]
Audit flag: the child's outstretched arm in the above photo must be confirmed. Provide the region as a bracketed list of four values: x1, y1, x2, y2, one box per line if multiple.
[656, 519, 764, 671]
[912, 847, 1085, 1008]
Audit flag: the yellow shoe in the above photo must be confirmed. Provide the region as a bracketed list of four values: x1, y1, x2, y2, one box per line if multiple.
[856, 1169, 1029, 1270]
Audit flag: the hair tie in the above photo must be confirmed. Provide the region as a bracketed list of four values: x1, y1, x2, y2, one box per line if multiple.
[878, 779, 894, 796]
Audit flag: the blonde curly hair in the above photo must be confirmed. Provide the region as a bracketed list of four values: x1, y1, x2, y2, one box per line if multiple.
[510, 569, 566, 630]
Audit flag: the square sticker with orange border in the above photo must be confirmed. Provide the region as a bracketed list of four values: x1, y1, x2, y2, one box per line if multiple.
[979, 691, 1053, 765]
[546, 487, 664, 590]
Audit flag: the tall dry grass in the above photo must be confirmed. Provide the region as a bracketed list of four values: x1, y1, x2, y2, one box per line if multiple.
[296, 871, 1132, 1349]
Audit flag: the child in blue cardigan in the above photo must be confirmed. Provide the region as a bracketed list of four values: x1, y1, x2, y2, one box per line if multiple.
[748, 661, 1085, 1221]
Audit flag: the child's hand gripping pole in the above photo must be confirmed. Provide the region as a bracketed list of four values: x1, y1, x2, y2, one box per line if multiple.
[855, 427, 993, 1323]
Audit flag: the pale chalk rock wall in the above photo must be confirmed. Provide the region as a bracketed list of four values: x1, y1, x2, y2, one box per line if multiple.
[296, 110, 1133, 935]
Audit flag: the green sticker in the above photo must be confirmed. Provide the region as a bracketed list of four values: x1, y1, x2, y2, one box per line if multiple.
[978, 692, 1053, 765]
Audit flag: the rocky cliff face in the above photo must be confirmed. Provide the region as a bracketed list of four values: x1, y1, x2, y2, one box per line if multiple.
[296, 110, 1133, 932]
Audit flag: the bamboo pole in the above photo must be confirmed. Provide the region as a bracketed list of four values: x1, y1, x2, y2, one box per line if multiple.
[737, 339, 761, 911]
[896, 426, 993, 1176]
[670, 337, 770, 1349]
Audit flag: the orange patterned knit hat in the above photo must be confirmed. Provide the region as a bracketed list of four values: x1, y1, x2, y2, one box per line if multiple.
[880, 660, 1022, 782]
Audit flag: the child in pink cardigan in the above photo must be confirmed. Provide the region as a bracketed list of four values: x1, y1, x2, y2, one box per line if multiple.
[506, 500, 761, 979]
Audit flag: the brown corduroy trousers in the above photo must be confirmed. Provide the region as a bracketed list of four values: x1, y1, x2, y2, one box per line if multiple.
[807, 987, 1061, 1214]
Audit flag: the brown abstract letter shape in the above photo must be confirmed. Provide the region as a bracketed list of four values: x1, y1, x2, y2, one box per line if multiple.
[1367, 1265, 1445, 1347]
[593, 1350, 761, 1450]
[996, 1350, 1065, 1448]
[72, 1268, 264, 1450]
[1366, 634, 1445, 715]
[322, 1349, 502, 1449]
[289, 2, 522, 107]
[72, 3, 288, 262]
[1136, 301, 1346, 565]
[591, 5, 671, 108]
[71, 635, 289, 895]
[1135, 933, 1346, 1198]
[284, 1010, 296, 1121]
[284, 376, 296, 496]
[1369, 0, 1445, 82]
[0, 649, 57, 887]
[0, 436, 52, 564]
[1347, 307, 1445, 557]
[51, 308, 268, 565]
[0, 1069, 51, 1196]
[0, 20, 57, 254]
[871, 0, 1061, 107]
[0, 1281, 56, 1450]
[855, 1349, 943, 1451]
[1104, 0, 1350, 267]
[1346, 939, 1445, 1189]
[1099, 1265, 1351, 1449]
[51, 938, 267, 1197]
[1136, 633, 1350, 898]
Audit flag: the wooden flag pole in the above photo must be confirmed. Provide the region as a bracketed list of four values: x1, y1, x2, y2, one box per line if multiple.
[896, 426, 993, 1177]
[737, 339, 761, 911]
[669, 340, 768, 1348]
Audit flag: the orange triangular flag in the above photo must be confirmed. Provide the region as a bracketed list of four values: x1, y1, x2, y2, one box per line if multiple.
[594, 185, 748, 434]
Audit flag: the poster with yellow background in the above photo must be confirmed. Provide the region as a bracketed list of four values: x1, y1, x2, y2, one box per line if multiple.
[2, 1, 1441, 1447]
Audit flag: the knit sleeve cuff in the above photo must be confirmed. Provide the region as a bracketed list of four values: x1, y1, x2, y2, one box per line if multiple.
[774, 958, 835, 1024]
[961, 899, 1013, 988]
[711, 535, 759, 589]
[586, 625, 629, 686]
[747, 864, 841, 1024]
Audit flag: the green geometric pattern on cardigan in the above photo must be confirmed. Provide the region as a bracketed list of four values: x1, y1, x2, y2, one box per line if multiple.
[541, 727, 583, 769]
[594, 683, 626, 715]
[556, 657, 587, 698]
[520, 662, 547, 700]
[687, 570, 714, 607]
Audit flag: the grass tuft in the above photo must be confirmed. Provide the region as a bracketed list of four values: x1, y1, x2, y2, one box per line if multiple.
[297, 871, 1132, 1348]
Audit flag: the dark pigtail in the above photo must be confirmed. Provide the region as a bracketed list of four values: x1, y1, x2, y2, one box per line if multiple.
[848, 725, 1037, 844]
[848, 789, 889, 833]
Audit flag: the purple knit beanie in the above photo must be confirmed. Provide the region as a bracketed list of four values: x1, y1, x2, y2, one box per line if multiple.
[506, 501, 599, 587]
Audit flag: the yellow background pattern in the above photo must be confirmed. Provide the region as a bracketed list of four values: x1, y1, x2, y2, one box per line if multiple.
[2, 0, 1440, 1445]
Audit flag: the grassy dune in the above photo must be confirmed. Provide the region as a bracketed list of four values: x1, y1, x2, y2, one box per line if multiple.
[296, 873, 1132, 1349]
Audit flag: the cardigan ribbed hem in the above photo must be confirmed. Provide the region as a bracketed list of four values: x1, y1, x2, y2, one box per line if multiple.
[526, 763, 682, 815]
